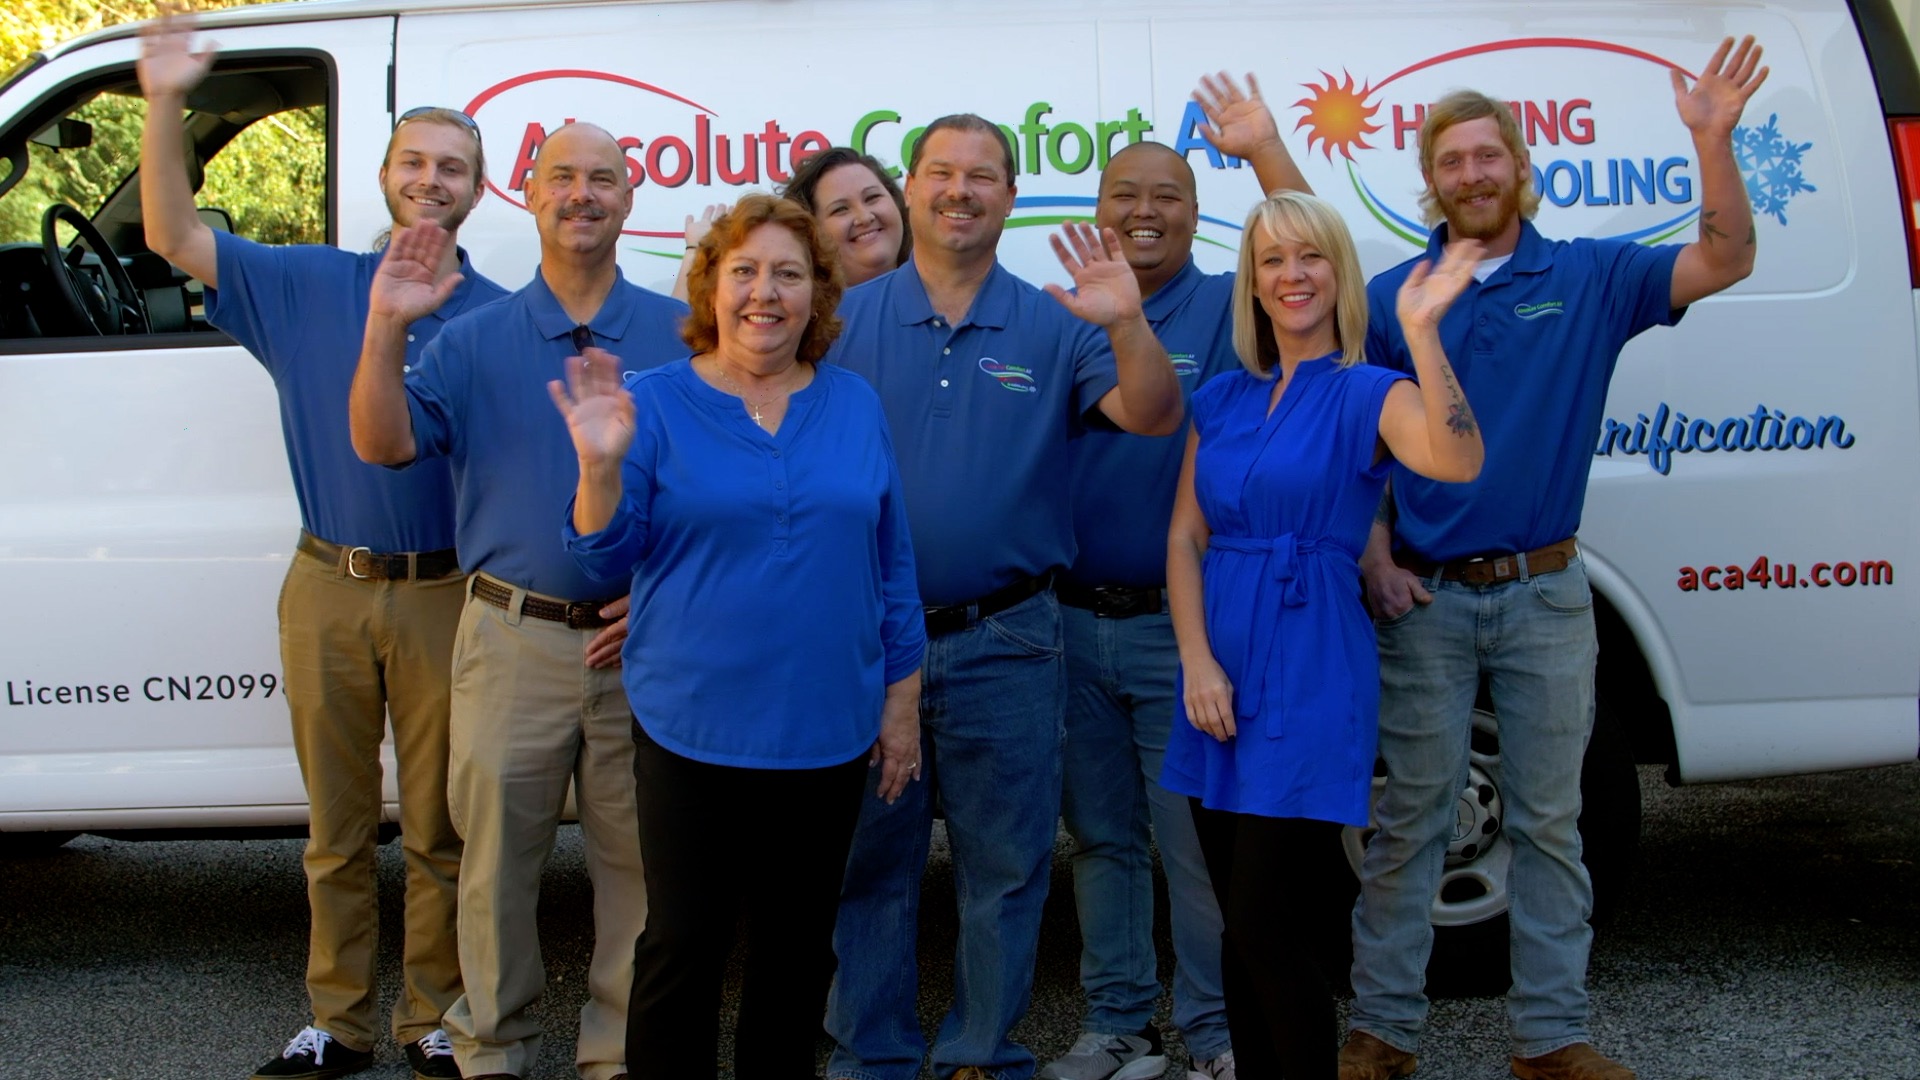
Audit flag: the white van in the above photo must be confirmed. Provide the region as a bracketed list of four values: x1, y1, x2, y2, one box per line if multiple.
[2, 0, 1915, 967]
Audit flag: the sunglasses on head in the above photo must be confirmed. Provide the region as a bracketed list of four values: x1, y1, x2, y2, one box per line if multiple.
[396, 106, 481, 136]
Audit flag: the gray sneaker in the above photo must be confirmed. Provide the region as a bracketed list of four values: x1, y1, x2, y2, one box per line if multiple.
[1187, 1049, 1235, 1080]
[1039, 1027, 1167, 1080]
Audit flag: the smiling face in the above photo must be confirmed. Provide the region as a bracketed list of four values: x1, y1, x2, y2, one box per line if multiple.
[523, 124, 634, 260]
[1250, 220, 1340, 355]
[811, 161, 906, 287]
[1424, 114, 1528, 246]
[379, 119, 483, 232]
[904, 127, 1016, 263]
[1096, 143, 1197, 296]
[712, 221, 815, 369]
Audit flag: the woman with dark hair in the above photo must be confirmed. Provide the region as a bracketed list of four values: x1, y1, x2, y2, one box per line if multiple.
[1161, 190, 1483, 1077]
[552, 192, 926, 1080]
[673, 148, 910, 302]
[780, 146, 912, 286]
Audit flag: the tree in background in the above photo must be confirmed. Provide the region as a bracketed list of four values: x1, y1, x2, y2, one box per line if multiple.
[2, 0, 325, 248]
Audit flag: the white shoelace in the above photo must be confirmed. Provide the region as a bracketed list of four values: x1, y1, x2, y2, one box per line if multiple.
[281, 1026, 333, 1063]
[417, 1029, 455, 1058]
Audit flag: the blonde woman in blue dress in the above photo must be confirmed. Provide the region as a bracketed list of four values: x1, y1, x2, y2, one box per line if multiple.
[1161, 191, 1483, 1077]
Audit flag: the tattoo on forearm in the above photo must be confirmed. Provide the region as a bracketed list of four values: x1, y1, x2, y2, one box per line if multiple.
[1702, 209, 1729, 244]
[1440, 364, 1477, 438]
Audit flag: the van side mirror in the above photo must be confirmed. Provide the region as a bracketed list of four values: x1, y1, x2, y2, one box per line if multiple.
[196, 207, 234, 234]
[29, 118, 93, 150]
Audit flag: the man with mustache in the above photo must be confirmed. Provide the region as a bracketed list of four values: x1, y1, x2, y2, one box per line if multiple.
[822, 114, 1184, 1080]
[138, 11, 503, 1079]
[350, 122, 686, 1080]
[1044, 74, 1311, 1080]
[1341, 39, 1769, 1080]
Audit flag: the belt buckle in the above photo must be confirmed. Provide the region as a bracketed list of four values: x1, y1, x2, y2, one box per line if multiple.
[346, 546, 374, 580]
[564, 601, 600, 630]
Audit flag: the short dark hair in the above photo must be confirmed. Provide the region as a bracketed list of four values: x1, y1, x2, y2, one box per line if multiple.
[907, 114, 1015, 185]
[681, 194, 844, 365]
[781, 146, 912, 268]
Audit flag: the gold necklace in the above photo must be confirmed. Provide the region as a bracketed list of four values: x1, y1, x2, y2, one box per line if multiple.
[710, 359, 802, 428]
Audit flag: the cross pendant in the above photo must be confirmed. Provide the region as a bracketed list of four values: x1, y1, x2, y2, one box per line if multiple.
[750, 404, 766, 424]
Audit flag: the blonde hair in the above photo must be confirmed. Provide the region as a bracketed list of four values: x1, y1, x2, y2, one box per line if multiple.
[1416, 90, 1541, 226]
[1231, 191, 1368, 377]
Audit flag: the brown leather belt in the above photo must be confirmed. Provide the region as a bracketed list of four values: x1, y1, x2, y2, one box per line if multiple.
[924, 573, 1054, 637]
[1056, 581, 1166, 619]
[471, 574, 622, 630]
[297, 531, 461, 581]
[1395, 537, 1579, 587]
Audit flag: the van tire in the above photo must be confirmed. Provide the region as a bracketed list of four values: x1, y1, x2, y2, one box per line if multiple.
[1340, 697, 1643, 996]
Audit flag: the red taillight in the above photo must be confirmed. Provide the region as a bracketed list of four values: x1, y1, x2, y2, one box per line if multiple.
[1893, 118, 1920, 286]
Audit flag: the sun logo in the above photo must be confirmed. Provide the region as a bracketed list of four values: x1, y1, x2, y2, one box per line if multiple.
[1293, 71, 1382, 161]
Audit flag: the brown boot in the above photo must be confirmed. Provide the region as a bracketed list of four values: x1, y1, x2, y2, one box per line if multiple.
[1338, 1030, 1417, 1080]
[1510, 1043, 1636, 1080]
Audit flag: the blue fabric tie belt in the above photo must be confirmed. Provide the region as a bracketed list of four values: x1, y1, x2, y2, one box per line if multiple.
[1205, 533, 1357, 736]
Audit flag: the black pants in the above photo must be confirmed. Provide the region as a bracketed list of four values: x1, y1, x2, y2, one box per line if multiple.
[1189, 799, 1346, 1079]
[626, 723, 868, 1079]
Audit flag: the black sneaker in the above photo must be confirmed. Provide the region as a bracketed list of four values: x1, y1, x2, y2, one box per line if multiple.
[403, 1029, 461, 1080]
[251, 1027, 374, 1080]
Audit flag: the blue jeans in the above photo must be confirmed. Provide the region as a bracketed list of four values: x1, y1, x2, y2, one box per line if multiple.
[828, 590, 1067, 1080]
[1060, 604, 1230, 1061]
[1348, 559, 1598, 1059]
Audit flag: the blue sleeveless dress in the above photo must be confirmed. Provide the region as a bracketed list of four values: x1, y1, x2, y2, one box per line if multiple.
[1160, 354, 1408, 826]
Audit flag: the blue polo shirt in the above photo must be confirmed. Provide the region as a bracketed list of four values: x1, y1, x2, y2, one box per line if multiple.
[405, 268, 688, 599]
[1367, 222, 1684, 562]
[827, 260, 1119, 607]
[1067, 260, 1238, 588]
[565, 360, 926, 769]
[205, 232, 506, 552]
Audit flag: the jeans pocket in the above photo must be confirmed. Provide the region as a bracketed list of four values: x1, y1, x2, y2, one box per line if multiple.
[982, 613, 1064, 658]
[1528, 564, 1594, 614]
[1374, 601, 1422, 630]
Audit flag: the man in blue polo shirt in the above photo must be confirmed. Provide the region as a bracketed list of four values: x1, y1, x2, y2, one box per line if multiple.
[349, 122, 686, 1080]
[1340, 39, 1768, 1080]
[824, 114, 1182, 1080]
[139, 13, 503, 1080]
[1045, 75, 1310, 1080]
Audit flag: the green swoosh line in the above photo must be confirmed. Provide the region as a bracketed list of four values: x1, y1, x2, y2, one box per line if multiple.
[1641, 211, 1699, 246]
[1349, 160, 1425, 246]
[1006, 214, 1096, 227]
[629, 246, 686, 261]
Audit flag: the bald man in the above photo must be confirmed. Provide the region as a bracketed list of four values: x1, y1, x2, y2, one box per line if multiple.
[1046, 77, 1307, 1080]
[352, 123, 688, 1080]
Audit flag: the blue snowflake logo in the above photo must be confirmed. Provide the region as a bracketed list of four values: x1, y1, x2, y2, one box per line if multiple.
[1733, 114, 1816, 226]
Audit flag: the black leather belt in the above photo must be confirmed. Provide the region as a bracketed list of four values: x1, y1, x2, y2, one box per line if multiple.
[1057, 581, 1166, 619]
[297, 531, 461, 581]
[1395, 537, 1579, 586]
[923, 573, 1053, 637]
[471, 574, 622, 630]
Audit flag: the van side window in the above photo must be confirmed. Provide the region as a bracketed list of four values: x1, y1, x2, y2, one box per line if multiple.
[0, 60, 331, 344]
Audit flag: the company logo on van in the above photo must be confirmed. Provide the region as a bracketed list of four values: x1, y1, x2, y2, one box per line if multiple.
[1281, 39, 1816, 246]
[465, 70, 836, 241]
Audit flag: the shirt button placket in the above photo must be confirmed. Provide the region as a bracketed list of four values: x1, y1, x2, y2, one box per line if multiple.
[770, 446, 792, 556]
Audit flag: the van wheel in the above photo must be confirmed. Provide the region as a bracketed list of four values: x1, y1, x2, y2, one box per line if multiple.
[1340, 699, 1642, 995]
[0, 831, 79, 856]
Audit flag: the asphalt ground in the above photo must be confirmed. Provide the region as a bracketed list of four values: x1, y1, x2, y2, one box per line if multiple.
[2, 762, 1918, 1080]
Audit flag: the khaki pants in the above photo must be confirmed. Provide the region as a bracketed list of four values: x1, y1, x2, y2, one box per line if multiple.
[278, 546, 466, 1051]
[441, 577, 646, 1080]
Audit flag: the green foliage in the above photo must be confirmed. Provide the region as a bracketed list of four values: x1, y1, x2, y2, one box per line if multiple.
[1, 0, 323, 249]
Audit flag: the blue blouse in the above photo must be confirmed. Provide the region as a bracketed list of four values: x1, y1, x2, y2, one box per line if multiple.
[565, 358, 926, 770]
[1161, 356, 1408, 824]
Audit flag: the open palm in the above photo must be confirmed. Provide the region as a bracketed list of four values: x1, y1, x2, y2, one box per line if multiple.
[1396, 239, 1483, 332]
[1672, 35, 1769, 139]
[549, 348, 636, 468]
[1045, 223, 1143, 328]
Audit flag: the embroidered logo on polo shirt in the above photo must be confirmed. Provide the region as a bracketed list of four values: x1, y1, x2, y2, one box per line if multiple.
[978, 358, 1038, 393]
[1170, 352, 1201, 377]
[1514, 300, 1566, 320]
